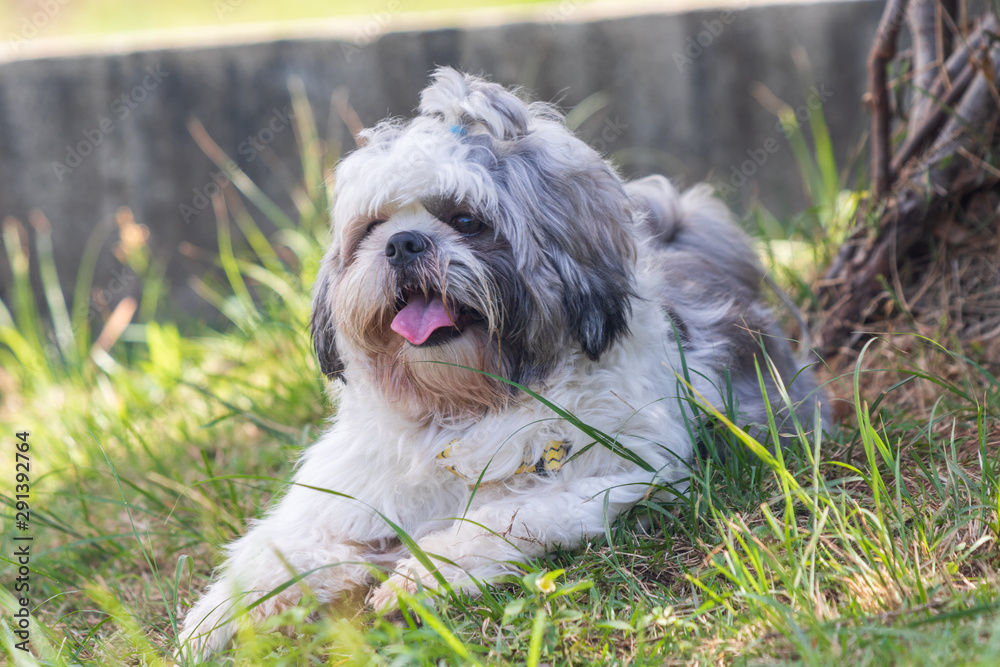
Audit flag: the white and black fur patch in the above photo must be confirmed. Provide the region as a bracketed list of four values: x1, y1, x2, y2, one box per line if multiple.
[178, 67, 828, 662]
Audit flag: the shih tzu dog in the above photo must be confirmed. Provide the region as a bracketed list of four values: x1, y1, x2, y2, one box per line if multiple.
[178, 67, 825, 660]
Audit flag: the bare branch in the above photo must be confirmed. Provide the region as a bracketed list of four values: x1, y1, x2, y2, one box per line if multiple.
[891, 54, 976, 173]
[908, 0, 942, 131]
[818, 39, 1000, 357]
[869, 0, 912, 197]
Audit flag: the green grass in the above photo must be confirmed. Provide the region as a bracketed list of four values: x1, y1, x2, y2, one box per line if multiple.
[2, 83, 1000, 667]
[4, 0, 592, 40]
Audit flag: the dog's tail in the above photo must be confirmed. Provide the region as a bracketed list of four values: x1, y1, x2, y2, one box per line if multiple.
[625, 175, 812, 351]
[626, 175, 761, 294]
[627, 174, 829, 439]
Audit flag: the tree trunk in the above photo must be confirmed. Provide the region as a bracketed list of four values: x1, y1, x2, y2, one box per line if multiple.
[816, 3, 1000, 359]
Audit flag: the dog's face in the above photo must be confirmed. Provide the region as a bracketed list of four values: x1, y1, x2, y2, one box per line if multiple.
[313, 68, 637, 420]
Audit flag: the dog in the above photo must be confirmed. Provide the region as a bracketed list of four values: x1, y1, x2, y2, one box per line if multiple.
[177, 67, 826, 660]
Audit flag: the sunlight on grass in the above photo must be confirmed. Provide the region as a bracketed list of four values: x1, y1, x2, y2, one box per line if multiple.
[2, 0, 592, 39]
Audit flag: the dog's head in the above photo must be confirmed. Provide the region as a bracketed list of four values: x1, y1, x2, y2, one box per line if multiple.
[313, 68, 636, 420]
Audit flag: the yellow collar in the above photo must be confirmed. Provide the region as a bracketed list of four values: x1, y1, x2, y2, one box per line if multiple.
[436, 439, 572, 480]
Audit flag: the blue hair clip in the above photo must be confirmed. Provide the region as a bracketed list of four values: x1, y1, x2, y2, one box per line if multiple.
[449, 124, 468, 136]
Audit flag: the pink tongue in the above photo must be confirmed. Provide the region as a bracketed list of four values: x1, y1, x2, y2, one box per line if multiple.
[390, 294, 456, 345]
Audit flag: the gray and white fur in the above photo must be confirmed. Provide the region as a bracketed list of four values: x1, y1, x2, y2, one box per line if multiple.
[178, 68, 827, 661]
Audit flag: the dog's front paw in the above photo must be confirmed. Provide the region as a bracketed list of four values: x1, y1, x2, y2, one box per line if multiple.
[367, 558, 449, 611]
[367, 572, 419, 611]
[176, 578, 299, 663]
[176, 590, 239, 664]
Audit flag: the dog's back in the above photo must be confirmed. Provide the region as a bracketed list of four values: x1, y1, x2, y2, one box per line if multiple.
[626, 175, 827, 446]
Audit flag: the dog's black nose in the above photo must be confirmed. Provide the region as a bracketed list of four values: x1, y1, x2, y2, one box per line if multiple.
[385, 231, 430, 266]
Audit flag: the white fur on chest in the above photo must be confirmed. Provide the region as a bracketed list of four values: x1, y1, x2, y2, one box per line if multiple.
[295, 270, 693, 540]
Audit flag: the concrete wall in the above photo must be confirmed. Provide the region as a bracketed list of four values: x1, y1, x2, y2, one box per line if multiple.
[0, 0, 882, 322]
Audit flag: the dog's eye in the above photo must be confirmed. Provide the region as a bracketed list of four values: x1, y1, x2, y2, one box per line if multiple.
[363, 220, 385, 237]
[450, 214, 484, 236]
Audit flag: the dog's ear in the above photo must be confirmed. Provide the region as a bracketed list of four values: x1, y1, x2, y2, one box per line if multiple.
[311, 258, 345, 380]
[419, 67, 530, 140]
[556, 248, 634, 361]
[500, 138, 636, 360]
[545, 177, 635, 361]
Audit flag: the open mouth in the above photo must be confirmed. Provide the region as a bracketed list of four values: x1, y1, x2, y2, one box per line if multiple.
[390, 290, 481, 347]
